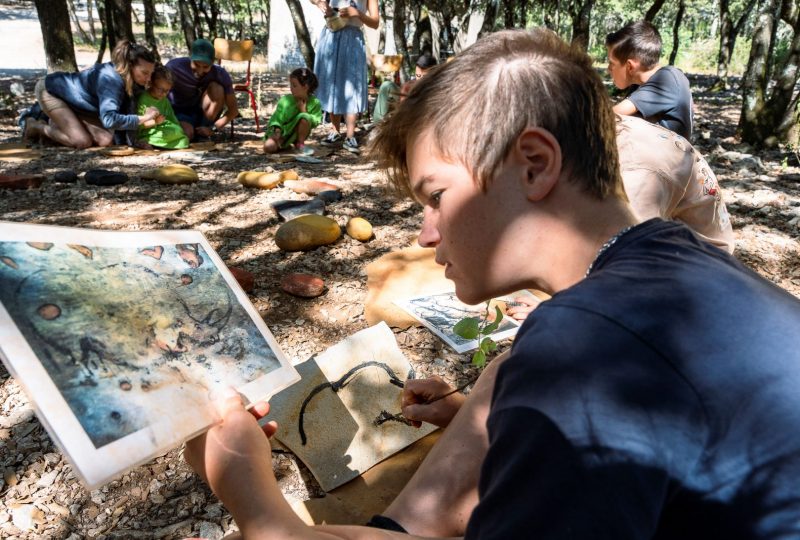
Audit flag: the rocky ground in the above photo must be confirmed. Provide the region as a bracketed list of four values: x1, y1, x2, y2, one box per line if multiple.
[0, 64, 799, 539]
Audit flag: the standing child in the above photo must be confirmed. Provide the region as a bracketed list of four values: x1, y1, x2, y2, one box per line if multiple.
[136, 66, 190, 149]
[264, 68, 323, 156]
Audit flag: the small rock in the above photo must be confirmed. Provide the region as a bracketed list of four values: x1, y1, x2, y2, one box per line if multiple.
[346, 217, 373, 241]
[4, 468, 17, 487]
[36, 470, 57, 487]
[283, 179, 339, 195]
[53, 171, 78, 183]
[141, 164, 198, 184]
[0, 174, 44, 190]
[227, 267, 255, 293]
[275, 215, 342, 252]
[198, 521, 224, 540]
[10, 504, 43, 531]
[84, 169, 128, 186]
[280, 273, 326, 298]
[238, 169, 297, 189]
[10, 82, 25, 96]
[271, 198, 325, 221]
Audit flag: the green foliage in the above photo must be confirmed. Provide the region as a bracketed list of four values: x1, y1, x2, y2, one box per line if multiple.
[453, 303, 504, 368]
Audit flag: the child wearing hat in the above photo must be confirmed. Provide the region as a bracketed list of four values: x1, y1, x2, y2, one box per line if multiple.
[165, 38, 239, 141]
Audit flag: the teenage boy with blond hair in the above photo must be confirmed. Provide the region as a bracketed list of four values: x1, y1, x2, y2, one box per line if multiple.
[606, 20, 694, 139]
[183, 29, 800, 539]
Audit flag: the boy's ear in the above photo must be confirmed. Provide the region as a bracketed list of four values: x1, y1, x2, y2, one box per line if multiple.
[625, 58, 639, 75]
[514, 127, 561, 202]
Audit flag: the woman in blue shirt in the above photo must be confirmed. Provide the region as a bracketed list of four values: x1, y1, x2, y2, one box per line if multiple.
[24, 41, 161, 149]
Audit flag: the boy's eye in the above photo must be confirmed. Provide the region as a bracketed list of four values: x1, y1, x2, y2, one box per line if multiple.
[428, 190, 442, 206]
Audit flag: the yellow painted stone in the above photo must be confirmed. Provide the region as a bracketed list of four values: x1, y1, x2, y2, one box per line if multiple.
[276, 215, 342, 252]
[238, 169, 299, 189]
[141, 163, 198, 184]
[346, 217, 373, 242]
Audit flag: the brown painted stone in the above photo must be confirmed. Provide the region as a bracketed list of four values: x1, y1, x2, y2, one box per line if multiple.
[280, 273, 326, 298]
[283, 179, 340, 195]
[0, 174, 44, 190]
[228, 266, 255, 293]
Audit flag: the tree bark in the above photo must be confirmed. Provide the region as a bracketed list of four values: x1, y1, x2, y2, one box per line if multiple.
[668, 0, 685, 65]
[479, 0, 500, 37]
[142, 0, 160, 62]
[106, 0, 134, 47]
[177, 0, 196, 50]
[96, 0, 108, 63]
[644, 0, 667, 22]
[569, 0, 593, 52]
[87, 0, 97, 42]
[378, 0, 387, 54]
[393, 0, 413, 77]
[502, 0, 515, 28]
[66, 0, 92, 44]
[33, 0, 78, 72]
[713, 0, 757, 90]
[285, 0, 315, 68]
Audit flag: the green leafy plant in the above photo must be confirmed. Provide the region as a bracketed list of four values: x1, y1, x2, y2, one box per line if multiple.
[453, 302, 503, 368]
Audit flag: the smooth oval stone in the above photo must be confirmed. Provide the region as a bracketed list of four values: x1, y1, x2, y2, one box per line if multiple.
[53, 170, 78, 183]
[238, 169, 298, 189]
[283, 179, 339, 195]
[228, 266, 255, 293]
[346, 217, 373, 241]
[141, 164, 198, 184]
[0, 174, 44, 190]
[280, 273, 326, 298]
[85, 169, 128, 186]
[275, 214, 342, 252]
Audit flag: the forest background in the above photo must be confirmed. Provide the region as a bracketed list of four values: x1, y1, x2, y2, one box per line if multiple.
[28, 0, 800, 148]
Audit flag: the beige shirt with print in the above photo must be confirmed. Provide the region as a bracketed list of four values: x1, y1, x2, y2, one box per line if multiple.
[617, 115, 734, 253]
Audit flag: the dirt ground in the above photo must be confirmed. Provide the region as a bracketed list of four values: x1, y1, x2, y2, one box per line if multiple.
[0, 63, 799, 539]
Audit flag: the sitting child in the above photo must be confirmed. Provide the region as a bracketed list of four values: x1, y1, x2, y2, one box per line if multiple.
[263, 67, 322, 156]
[373, 53, 438, 123]
[606, 20, 694, 139]
[136, 65, 190, 150]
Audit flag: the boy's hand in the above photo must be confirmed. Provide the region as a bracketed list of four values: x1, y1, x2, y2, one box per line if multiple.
[184, 389, 277, 492]
[402, 376, 465, 428]
[506, 295, 541, 321]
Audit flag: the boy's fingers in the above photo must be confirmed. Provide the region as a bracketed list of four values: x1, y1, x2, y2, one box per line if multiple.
[262, 420, 279, 438]
[250, 401, 271, 419]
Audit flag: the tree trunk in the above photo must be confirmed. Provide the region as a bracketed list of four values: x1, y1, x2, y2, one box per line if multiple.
[66, 0, 92, 44]
[285, 0, 315, 68]
[740, 0, 783, 144]
[569, 0, 593, 52]
[142, 0, 159, 61]
[393, 0, 413, 77]
[187, 0, 204, 38]
[668, 0, 685, 65]
[479, 0, 500, 37]
[714, 0, 757, 90]
[87, 0, 97, 42]
[177, 0, 196, 50]
[33, 0, 78, 72]
[503, 0, 515, 28]
[106, 0, 134, 47]
[644, 0, 667, 22]
[96, 0, 108, 63]
[378, 0, 387, 54]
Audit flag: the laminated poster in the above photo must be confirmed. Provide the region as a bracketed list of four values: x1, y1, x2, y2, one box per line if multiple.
[0, 222, 299, 488]
[395, 290, 540, 353]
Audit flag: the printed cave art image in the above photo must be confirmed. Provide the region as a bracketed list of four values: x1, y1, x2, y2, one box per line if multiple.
[0, 241, 280, 448]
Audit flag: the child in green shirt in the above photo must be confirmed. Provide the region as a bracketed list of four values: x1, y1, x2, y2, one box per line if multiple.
[137, 66, 190, 149]
[263, 68, 322, 156]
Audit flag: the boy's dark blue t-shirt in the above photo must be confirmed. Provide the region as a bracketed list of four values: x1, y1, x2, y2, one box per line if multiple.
[628, 66, 693, 139]
[466, 219, 800, 539]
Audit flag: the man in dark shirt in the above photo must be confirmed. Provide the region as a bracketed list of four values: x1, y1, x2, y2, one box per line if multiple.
[606, 20, 694, 139]
[166, 38, 238, 141]
[181, 29, 800, 539]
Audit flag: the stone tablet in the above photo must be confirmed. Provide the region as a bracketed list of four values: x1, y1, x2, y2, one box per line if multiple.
[265, 323, 437, 492]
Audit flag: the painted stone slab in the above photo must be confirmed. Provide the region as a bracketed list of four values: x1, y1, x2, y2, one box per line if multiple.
[266, 322, 437, 492]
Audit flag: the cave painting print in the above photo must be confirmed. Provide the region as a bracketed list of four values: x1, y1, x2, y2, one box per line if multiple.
[0, 240, 281, 448]
[396, 291, 526, 353]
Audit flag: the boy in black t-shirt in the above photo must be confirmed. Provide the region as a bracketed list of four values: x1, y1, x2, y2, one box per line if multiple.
[606, 20, 694, 139]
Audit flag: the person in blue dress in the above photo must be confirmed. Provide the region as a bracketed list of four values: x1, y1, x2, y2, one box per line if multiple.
[312, 0, 379, 154]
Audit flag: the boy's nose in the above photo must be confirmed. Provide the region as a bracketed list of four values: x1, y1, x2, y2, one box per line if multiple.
[417, 210, 441, 248]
